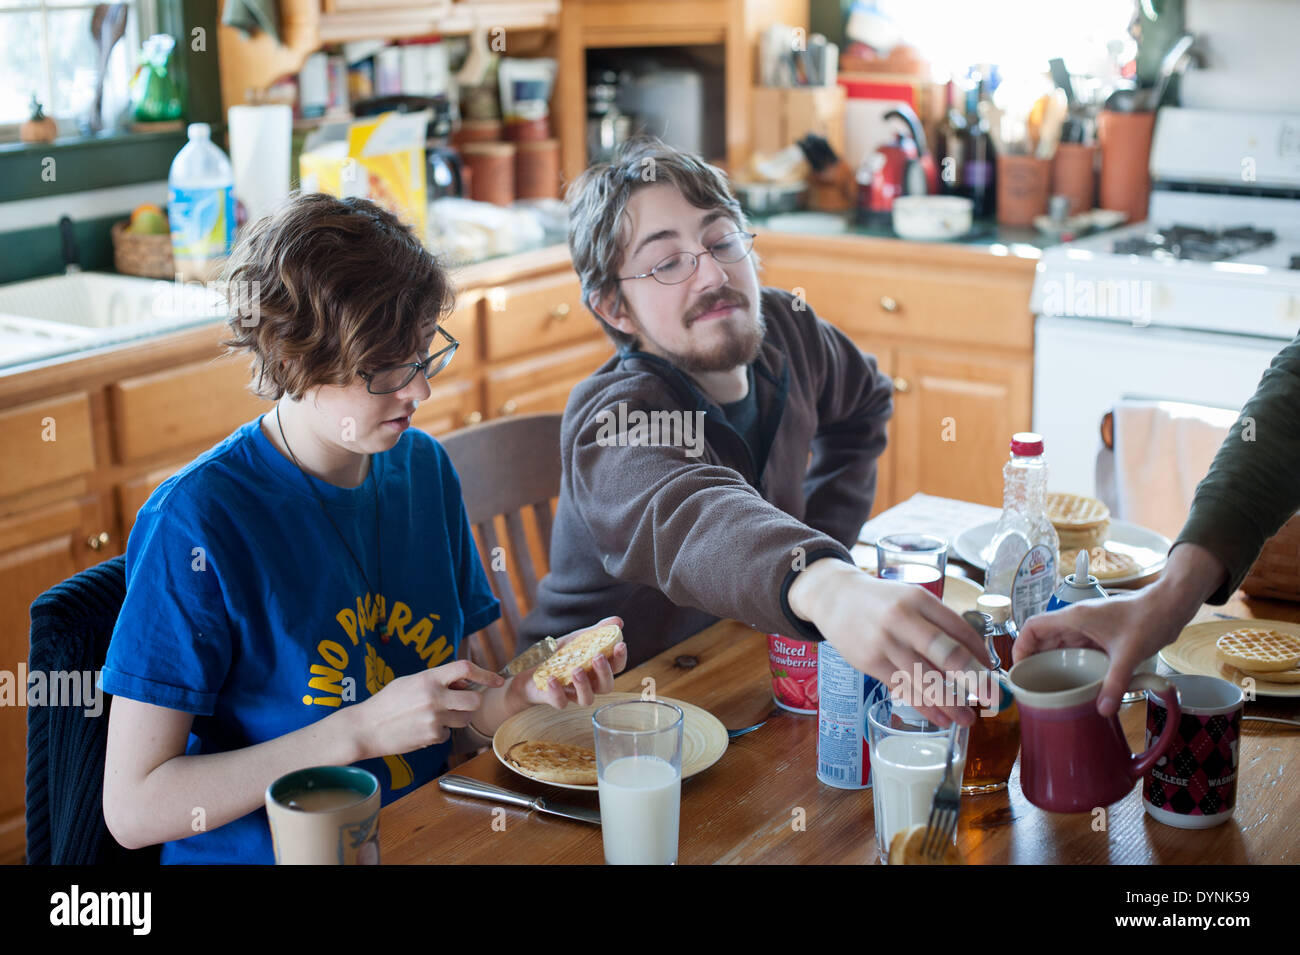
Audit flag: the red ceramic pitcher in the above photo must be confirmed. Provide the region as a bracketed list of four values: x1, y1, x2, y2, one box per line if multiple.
[1008, 648, 1180, 813]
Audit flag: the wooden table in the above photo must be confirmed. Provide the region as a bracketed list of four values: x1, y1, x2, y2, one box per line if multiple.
[379, 594, 1300, 864]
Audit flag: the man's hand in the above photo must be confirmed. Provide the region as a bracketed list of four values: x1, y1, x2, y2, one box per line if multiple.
[514, 616, 629, 710]
[351, 659, 504, 759]
[1014, 542, 1227, 716]
[789, 559, 994, 726]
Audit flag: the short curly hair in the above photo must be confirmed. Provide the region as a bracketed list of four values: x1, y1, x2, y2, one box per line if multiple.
[565, 135, 750, 350]
[221, 193, 453, 400]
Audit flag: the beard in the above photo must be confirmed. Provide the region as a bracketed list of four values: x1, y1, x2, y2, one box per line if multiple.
[628, 288, 766, 374]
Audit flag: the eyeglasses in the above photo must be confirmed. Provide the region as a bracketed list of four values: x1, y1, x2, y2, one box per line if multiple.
[618, 231, 756, 286]
[359, 325, 459, 395]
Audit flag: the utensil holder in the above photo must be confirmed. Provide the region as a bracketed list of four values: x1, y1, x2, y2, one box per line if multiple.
[1098, 110, 1156, 224]
[996, 155, 1051, 227]
[1051, 143, 1097, 216]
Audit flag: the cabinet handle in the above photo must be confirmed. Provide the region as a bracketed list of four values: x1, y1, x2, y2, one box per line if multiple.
[86, 531, 110, 551]
[462, 411, 483, 426]
[549, 302, 571, 321]
[892, 376, 910, 394]
[499, 400, 518, 416]
[879, 295, 900, 313]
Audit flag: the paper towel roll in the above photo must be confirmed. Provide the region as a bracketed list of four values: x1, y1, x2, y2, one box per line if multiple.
[228, 104, 292, 227]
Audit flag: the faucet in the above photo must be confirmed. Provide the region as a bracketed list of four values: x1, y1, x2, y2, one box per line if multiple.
[59, 215, 81, 274]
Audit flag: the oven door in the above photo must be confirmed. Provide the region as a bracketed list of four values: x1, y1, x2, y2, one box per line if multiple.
[1032, 316, 1288, 496]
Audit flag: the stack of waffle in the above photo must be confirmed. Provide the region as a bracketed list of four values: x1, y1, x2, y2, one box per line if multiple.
[1216, 628, 1300, 685]
[1045, 492, 1139, 581]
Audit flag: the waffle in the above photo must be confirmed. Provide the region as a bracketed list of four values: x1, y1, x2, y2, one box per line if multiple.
[888, 823, 965, 865]
[505, 740, 598, 785]
[1061, 546, 1139, 581]
[532, 624, 623, 690]
[1057, 523, 1110, 551]
[1232, 664, 1300, 685]
[1215, 628, 1300, 673]
[1046, 492, 1110, 530]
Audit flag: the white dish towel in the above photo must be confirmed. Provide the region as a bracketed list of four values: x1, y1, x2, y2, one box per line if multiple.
[1097, 398, 1238, 542]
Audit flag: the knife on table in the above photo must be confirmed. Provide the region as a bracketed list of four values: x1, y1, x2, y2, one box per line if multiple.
[438, 774, 602, 826]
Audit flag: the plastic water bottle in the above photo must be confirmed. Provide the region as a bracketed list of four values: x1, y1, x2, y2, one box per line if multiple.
[167, 122, 235, 281]
[984, 433, 1059, 625]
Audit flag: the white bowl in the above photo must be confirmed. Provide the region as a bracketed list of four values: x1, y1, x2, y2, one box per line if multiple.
[891, 196, 973, 241]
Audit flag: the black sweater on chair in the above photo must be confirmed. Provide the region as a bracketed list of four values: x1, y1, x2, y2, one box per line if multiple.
[25, 554, 159, 865]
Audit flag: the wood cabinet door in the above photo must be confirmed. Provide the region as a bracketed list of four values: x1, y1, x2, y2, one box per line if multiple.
[891, 347, 1032, 508]
[481, 273, 595, 363]
[0, 494, 111, 864]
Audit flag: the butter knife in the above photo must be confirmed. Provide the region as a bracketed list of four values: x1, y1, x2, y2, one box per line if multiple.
[438, 774, 602, 826]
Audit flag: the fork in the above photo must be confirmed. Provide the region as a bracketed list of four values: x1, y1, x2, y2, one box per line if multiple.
[920, 722, 962, 861]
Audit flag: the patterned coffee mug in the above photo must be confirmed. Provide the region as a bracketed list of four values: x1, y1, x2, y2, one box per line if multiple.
[1143, 674, 1242, 829]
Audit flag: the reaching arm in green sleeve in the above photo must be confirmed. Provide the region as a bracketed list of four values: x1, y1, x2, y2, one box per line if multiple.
[1174, 331, 1300, 603]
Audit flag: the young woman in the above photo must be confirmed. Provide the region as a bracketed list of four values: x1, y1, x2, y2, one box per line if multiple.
[101, 194, 625, 863]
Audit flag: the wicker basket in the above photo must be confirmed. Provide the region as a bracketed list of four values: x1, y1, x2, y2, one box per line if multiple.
[1241, 512, 1300, 602]
[111, 220, 175, 279]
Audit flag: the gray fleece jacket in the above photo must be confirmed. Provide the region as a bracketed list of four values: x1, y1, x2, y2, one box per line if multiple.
[520, 286, 894, 667]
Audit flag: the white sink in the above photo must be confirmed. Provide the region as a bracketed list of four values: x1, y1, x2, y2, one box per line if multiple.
[0, 272, 228, 369]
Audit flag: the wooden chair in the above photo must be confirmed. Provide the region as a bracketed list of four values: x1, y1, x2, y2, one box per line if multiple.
[439, 413, 563, 671]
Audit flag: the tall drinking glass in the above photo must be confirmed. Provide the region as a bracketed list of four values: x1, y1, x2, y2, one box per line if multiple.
[876, 533, 948, 598]
[867, 697, 968, 863]
[592, 700, 684, 865]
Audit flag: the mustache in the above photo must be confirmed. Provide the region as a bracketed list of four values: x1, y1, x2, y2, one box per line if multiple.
[685, 290, 749, 326]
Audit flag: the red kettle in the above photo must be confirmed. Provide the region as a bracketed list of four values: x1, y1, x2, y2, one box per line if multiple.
[857, 104, 939, 224]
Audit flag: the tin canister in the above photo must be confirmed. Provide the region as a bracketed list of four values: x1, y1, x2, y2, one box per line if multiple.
[816, 642, 885, 789]
[768, 633, 819, 714]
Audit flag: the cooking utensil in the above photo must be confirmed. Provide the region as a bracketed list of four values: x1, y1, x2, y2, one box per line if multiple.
[89, 3, 128, 132]
[1035, 88, 1069, 160]
[727, 719, 768, 739]
[1242, 716, 1300, 728]
[920, 722, 962, 861]
[1136, 33, 1197, 111]
[438, 775, 602, 825]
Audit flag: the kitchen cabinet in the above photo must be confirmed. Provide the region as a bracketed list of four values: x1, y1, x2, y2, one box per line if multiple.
[754, 229, 1037, 511]
[555, 0, 808, 180]
[0, 494, 111, 863]
[0, 245, 602, 864]
[217, 1, 560, 112]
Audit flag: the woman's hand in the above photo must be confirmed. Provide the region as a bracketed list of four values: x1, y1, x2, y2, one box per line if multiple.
[351, 659, 504, 759]
[513, 616, 628, 711]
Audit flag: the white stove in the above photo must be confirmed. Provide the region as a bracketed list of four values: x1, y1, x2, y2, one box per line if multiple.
[1031, 108, 1300, 496]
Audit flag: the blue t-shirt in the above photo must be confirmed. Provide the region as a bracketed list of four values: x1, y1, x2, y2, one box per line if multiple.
[101, 415, 500, 864]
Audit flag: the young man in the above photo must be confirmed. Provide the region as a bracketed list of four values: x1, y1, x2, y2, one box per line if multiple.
[520, 138, 991, 725]
[101, 194, 625, 864]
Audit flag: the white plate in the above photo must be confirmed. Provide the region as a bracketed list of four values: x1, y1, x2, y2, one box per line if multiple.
[953, 518, 1170, 587]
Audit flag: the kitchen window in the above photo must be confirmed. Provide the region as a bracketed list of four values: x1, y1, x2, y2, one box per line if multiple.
[0, 0, 157, 134]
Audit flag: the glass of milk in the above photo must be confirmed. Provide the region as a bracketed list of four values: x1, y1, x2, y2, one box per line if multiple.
[866, 697, 969, 863]
[592, 700, 685, 865]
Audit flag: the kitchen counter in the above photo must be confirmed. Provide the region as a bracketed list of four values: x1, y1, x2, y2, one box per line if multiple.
[748, 211, 1063, 259]
[0, 243, 573, 382]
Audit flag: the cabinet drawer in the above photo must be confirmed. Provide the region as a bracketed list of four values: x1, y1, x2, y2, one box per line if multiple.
[412, 376, 482, 436]
[0, 392, 95, 498]
[482, 272, 595, 362]
[109, 355, 270, 462]
[761, 257, 1033, 350]
[486, 339, 614, 418]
